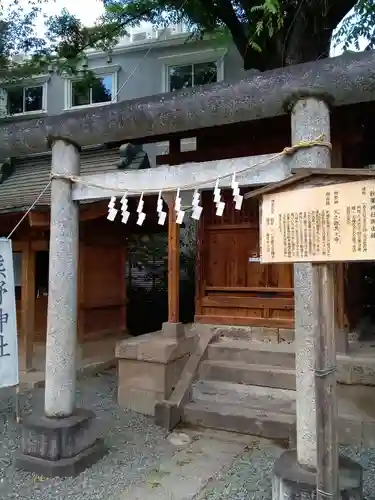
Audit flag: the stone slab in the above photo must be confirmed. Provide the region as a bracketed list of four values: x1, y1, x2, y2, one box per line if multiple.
[116, 431, 245, 500]
[272, 449, 363, 499]
[116, 332, 196, 364]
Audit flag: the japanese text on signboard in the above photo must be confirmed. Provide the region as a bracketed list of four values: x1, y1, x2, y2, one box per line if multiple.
[260, 179, 375, 263]
[0, 238, 19, 388]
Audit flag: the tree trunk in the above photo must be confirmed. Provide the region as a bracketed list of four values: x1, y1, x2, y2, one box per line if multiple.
[241, 0, 357, 71]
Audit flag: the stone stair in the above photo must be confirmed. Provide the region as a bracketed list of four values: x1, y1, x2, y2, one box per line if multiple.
[181, 336, 375, 446]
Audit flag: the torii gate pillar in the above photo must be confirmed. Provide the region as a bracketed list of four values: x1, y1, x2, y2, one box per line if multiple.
[272, 97, 363, 499]
[15, 138, 105, 477]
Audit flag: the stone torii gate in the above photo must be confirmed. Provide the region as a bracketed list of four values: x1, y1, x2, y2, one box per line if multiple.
[2, 50, 374, 494]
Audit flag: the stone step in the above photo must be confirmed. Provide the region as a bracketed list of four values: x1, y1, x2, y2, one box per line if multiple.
[192, 380, 296, 411]
[207, 339, 295, 368]
[186, 380, 375, 446]
[183, 399, 295, 441]
[199, 360, 296, 390]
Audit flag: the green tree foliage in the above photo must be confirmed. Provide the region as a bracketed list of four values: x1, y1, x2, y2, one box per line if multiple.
[334, 0, 375, 51]
[0, 0, 373, 81]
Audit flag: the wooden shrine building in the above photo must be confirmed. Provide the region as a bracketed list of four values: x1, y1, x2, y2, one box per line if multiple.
[3, 51, 375, 374]
[5, 50, 375, 489]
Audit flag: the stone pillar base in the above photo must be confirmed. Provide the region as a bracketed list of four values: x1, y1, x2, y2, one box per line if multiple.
[15, 408, 105, 478]
[272, 450, 363, 499]
[161, 322, 185, 339]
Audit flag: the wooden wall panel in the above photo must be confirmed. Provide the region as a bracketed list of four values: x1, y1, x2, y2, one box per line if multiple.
[196, 190, 294, 328]
[80, 244, 126, 342]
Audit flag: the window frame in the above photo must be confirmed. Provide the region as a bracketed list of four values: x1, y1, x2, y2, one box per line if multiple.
[0, 74, 49, 117]
[159, 48, 226, 93]
[64, 65, 120, 111]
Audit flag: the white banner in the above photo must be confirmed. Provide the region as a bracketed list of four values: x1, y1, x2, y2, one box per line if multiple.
[0, 238, 19, 388]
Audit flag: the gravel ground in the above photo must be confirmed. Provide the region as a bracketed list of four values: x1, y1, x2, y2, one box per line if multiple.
[197, 439, 375, 500]
[1, 371, 375, 500]
[0, 369, 177, 500]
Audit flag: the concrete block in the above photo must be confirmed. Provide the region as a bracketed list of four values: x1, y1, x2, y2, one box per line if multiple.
[118, 386, 165, 416]
[118, 359, 167, 393]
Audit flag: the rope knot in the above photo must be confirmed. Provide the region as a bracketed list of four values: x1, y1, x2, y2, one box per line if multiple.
[282, 134, 332, 157]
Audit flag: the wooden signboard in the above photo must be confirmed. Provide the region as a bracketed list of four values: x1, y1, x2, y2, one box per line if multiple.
[260, 178, 375, 264]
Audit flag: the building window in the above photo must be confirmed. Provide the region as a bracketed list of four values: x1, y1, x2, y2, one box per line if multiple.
[0, 80, 47, 117]
[71, 75, 113, 107]
[7, 85, 44, 115]
[168, 61, 218, 92]
[65, 68, 119, 110]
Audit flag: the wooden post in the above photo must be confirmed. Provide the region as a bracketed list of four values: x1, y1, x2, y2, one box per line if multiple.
[314, 263, 339, 500]
[167, 201, 180, 323]
[20, 241, 35, 372]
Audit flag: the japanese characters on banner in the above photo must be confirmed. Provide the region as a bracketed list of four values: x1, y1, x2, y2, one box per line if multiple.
[106, 174, 244, 226]
[260, 179, 375, 264]
[0, 238, 19, 389]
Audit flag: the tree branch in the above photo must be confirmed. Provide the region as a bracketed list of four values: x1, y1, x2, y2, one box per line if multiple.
[213, 0, 249, 58]
[325, 0, 358, 29]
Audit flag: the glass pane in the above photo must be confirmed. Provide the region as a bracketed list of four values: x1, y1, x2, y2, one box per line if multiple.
[12, 252, 22, 287]
[24, 86, 43, 112]
[193, 61, 218, 86]
[7, 87, 23, 114]
[72, 80, 90, 107]
[169, 65, 193, 92]
[91, 76, 112, 104]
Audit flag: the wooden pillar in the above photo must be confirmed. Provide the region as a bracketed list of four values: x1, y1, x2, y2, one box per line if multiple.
[314, 263, 339, 499]
[120, 244, 127, 332]
[77, 242, 85, 342]
[332, 140, 349, 353]
[20, 241, 35, 372]
[167, 201, 180, 323]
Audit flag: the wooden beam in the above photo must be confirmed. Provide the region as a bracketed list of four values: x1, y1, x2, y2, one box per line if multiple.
[80, 202, 109, 221]
[19, 241, 36, 372]
[28, 202, 110, 229]
[72, 154, 293, 201]
[167, 202, 180, 323]
[28, 211, 49, 228]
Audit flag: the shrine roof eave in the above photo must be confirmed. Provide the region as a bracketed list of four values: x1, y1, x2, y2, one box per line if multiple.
[2, 50, 375, 158]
